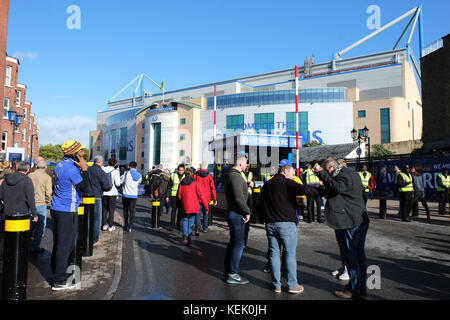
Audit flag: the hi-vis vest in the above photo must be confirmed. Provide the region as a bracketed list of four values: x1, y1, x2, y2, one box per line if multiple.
[170, 173, 185, 197]
[262, 173, 272, 182]
[399, 172, 414, 192]
[437, 174, 450, 192]
[358, 171, 372, 193]
[241, 171, 253, 194]
[305, 168, 320, 185]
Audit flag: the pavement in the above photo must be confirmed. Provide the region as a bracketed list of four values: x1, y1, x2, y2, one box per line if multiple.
[0, 197, 449, 300]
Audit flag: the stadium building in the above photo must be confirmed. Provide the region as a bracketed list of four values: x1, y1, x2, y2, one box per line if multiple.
[90, 6, 425, 173]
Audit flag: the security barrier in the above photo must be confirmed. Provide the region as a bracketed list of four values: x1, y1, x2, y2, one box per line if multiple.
[379, 195, 387, 219]
[208, 200, 214, 226]
[151, 200, 161, 229]
[68, 204, 85, 285]
[82, 197, 95, 257]
[250, 188, 261, 224]
[1, 213, 31, 300]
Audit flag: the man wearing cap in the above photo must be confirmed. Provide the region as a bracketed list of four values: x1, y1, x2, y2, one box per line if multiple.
[50, 140, 90, 291]
[87, 155, 111, 247]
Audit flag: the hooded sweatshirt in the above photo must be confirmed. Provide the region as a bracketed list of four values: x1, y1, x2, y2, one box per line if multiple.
[194, 169, 216, 205]
[121, 168, 142, 198]
[0, 172, 37, 218]
[177, 177, 209, 214]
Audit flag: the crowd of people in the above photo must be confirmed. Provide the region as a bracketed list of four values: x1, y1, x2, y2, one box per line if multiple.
[0, 139, 448, 298]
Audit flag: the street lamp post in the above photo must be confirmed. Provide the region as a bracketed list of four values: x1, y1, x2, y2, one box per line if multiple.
[30, 129, 39, 166]
[8, 110, 23, 149]
[351, 126, 371, 169]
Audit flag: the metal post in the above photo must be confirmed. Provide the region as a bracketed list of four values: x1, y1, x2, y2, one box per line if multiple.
[82, 197, 95, 257]
[208, 200, 214, 226]
[68, 203, 84, 285]
[251, 187, 261, 224]
[295, 65, 300, 177]
[2, 213, 31, 300]
[379, 195, 387, 219]
[151, 199, 161, 229]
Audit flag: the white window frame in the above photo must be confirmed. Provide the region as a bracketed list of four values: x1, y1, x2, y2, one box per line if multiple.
[22, 128, 26, 141]
[5, 66, 12, 87]
[23, 106, 27, 120]
[1, 132, 7, 152]
[3, 98, 9, 119]
[16, 90, 21, 107]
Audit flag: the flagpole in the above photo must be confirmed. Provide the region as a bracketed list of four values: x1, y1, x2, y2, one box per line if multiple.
[295, 65, 300, 177]
[214, 84, 217, 141]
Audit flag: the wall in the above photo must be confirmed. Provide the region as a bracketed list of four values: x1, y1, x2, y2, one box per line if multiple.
[0, 0, 9, 112]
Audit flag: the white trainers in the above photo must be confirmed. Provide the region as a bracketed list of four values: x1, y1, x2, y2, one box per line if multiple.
[339, 268, 350, 281]
[331, 266, 345, 277]
[108, 226, 116, 232]
[102, 225, 108, 231]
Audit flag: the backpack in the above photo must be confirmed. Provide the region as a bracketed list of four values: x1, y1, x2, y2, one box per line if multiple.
[106, 171, 114, 191]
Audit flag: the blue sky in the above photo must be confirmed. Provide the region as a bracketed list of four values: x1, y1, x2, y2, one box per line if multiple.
[6, 0, 450, 146]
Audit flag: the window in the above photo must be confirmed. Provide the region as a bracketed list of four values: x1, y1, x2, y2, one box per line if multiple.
[22, 128, 26, 141]
[286, 112, 308, 143]
[180, 118, 186, 125]
[226, 114, 244, 134]
[15, 90, 21, 106]
[358, 129, 364, 137]
[1, 132, 7, 152]
[180, 134, 185, 141]
[119, 127, 128, 161]
[358, 110, 366, 118]
[142, 122, 145, 129]
[3, 98, 9, 118]
[110, 129, 117, 159]
[380, 108, 390, 144]
[179, 150, 185, 157]
[97, 146, 100, 151]
[254, 113, 274, 134]
[141, 137, 145, 143]
[141, 164, 144, 170]
[23, 107, 27, 120]
[5, 66, 11, 86]
[141, 152, 144, 158]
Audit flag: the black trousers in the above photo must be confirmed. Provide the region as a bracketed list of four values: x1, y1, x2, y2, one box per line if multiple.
[307, 195, 322, 221]
[362, 192, 369, 206]
[122, 197, 137, 229]
[399, 192, 413, 220]
[168, 196, 181, 228]
[102, 196, 117, 227]
[438, 191, 449, 214]
[412, 191, 430, 216]
[50, 210, 78, 283]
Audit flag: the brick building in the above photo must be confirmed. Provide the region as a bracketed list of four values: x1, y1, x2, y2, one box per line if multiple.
[1, 0, 39, 161]
[421, 34, 450, 151]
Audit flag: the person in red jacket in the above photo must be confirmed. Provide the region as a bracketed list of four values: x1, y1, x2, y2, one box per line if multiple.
[177, 168, 209, 245]
[193, 162, 217, 234]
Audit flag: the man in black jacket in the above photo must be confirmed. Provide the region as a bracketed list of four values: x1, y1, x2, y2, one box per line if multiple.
[258, 165, 318, 294]
[87, 155, 111, 247]
[315, 158, 370, 299]
[223, 155, 251, 285]
[0, 161, 38, 222]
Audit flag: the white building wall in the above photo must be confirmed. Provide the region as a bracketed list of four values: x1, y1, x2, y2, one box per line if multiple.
[147, 111, 178, 171]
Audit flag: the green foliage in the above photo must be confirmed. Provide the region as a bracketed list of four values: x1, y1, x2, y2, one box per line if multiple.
[302, 140, 323, 148]
[39, 144, 89, 162]
[370, 144, 394, 157]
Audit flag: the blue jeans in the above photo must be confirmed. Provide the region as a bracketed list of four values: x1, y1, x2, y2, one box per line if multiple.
[93, 198, 102, 243]
[31, 205, 47, 250]
[224, 211, 250, 276]
[336, 221, 369, 295]
[182, 214, 196, 236]
[195, 204, 209, 230]
[265, 222, 298, 289]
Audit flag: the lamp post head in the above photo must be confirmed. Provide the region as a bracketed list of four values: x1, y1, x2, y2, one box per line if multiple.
[351, 128, 358, 141]
[8, 110, 17, 122]
[363, 126, 369, 138]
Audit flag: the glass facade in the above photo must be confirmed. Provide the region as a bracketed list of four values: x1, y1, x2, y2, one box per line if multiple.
[286, 112, 308, 142]
[254, 113, 274, 134]
[226, 114, 244, 134]
[119, 127, 128, 160]
[380, 108, 390, 144]
[110, 129, 117, 159]
[207, 88, 347, 109]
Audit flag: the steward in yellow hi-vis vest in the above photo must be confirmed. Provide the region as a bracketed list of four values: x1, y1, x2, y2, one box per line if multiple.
[437, 168, 450, 215]
[303, 163, 323, 223]
[397, 164, 414, 222]
[358, 164, 372, 206]
[167, 164, 185, 230]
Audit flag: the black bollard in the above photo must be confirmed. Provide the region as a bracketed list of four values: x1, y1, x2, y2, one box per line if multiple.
[68, 204, 84, 285]
[151, 199, 161, 229]
[379, 195, 387, 219]
[2, 213, 31, 300]
[208, 200, 214, 226]
[251, 188, 261, 224]
[82, 197, 95, 257]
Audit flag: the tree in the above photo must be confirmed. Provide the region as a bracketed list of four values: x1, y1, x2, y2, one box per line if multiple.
[302, 140, 323, 148]
[39, 144, 90, 162]
[370, 144, 394, 157]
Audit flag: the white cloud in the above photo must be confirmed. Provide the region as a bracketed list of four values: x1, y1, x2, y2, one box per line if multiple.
[37, 115, 96, 147]
[12, 51, 39, 60]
